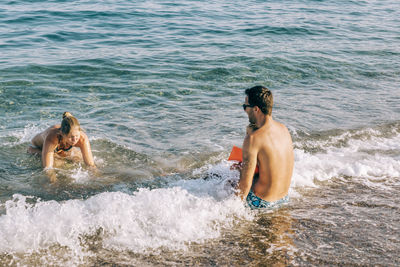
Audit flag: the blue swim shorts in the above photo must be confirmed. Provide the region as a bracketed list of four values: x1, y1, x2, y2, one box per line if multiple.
[246, 190, 289, 210]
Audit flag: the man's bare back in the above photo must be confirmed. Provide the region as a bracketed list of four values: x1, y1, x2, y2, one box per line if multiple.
[237, 86, 294, 207]
[246, 118, 294, 201]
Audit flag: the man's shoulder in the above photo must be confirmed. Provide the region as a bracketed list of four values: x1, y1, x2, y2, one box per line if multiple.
[271, 120, 290, 134]
[255, 119, 288, 135]
[247, 127, 267, 148]
[272, 121, 293, 147]
[256, 120, 291, 144]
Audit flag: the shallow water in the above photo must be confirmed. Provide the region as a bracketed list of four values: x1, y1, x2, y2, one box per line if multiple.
[1, 0, 400, 266]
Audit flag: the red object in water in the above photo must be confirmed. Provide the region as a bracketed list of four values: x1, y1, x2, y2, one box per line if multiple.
[228, 146, 259, 174]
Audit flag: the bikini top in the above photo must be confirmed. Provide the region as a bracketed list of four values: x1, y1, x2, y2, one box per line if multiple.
[54, 134, 73, 154]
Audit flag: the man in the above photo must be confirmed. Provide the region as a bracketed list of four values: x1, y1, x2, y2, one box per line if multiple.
[237, 85, 294, 209]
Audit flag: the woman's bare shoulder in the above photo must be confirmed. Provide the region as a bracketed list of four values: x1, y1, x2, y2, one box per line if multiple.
[48, 124, 61, 131]
[80, 130, 89, 140]
[76, 130, 89, 147]
[44, 126, 60, 143]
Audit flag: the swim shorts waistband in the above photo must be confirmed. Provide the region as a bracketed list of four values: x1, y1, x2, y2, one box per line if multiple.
[246, 190, 289, 210]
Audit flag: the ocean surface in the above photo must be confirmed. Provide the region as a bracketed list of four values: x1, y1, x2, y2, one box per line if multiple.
[1, 0, 400, 266]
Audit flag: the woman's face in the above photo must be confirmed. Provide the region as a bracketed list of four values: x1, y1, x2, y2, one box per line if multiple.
[64, 126, 80, 146]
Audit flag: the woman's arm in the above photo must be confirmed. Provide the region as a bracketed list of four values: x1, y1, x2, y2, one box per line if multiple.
[41, 134, 58, 169]
[78, 132, 96, 168]
[41, 133, 58, 182]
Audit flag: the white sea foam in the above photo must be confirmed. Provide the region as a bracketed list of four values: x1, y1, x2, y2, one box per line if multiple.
[0, 185, 251, 255]
[292, 128, 400, 188]
[188, 160, 240, 199]
[70, 167, 91, 183]
[296, 126, 400, 152]
[0, 124, 47, 146]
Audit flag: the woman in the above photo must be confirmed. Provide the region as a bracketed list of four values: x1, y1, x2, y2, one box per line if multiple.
[28, 112, 96, 170]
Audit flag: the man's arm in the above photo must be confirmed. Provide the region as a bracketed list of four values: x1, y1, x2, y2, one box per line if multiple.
[236, 134, 258, 200]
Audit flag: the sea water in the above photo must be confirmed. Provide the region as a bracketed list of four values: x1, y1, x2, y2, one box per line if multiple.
[0, 0, 399, 266]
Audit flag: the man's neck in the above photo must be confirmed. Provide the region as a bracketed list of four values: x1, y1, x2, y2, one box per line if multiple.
[255, 115, 272, 129]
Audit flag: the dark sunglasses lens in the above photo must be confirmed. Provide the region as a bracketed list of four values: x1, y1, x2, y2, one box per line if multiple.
[243, 104, 252, 110]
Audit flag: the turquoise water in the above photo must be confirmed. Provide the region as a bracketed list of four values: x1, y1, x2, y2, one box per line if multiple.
[1, 0, 400, 266]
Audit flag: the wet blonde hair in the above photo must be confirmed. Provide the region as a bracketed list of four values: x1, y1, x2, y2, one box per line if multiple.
[61, 112, 81, 135]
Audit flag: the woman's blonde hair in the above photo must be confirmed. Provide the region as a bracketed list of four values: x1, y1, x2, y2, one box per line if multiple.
[61, 112, 81, 135]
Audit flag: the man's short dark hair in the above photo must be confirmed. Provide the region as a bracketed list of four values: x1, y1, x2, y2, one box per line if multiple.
[245, 85, 273, 115]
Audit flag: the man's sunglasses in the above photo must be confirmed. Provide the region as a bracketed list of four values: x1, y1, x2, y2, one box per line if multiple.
[242, 104, 254, 110]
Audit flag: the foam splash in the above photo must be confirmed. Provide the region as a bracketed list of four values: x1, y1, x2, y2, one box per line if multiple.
[292, 126, 400, 188]
[295, 125, 400, 152]
[0, 186, 251, 255]
[0, 124, 47, 147]
[70, 167, 91, 183]
[188, 160, 240, 200]
[191, 159, 302, 199]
